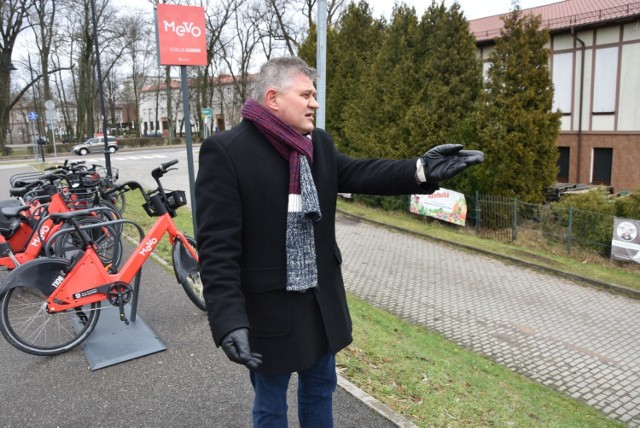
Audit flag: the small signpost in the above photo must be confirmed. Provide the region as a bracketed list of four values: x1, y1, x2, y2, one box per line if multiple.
[201, 107, 212, 138]
[27, 112, 39, 161]
[44, 99, 58, 157]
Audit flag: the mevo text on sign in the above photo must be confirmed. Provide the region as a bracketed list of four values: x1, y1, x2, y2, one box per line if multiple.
[156, 4, 207, 66]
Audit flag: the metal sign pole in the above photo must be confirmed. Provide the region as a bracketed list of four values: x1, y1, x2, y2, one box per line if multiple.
[44, 100, 57, 158]
[181, 65, 197, 234]
[316, 0, 327, 129]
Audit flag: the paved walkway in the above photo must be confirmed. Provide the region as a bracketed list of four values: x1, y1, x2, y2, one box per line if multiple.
[2, 159, 639, 425]
[336, 213, 640, 426]
[0, 166, 407, 428]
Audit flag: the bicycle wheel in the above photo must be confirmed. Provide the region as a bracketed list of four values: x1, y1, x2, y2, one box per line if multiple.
[52, 216, 123, 268]
[0, 266, 101, 356]
[96, 199, 124, 236]
[173, 236, 206, 311]
[107, 190, 126, 215]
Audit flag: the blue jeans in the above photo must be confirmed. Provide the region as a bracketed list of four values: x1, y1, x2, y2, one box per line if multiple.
[249, 352, 337, 428]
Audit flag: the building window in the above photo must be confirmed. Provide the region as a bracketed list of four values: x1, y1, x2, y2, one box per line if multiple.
[592, 47, 618, 114]
[552, 53, 572, 114]
[592, 148, 612, 185]
[557, 147, 570, 182]
[482, 61, 491, 81]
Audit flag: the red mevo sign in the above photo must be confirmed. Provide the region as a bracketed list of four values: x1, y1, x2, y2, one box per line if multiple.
[156, 4, 207, 66]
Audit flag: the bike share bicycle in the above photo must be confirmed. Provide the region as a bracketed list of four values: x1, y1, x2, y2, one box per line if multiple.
[0, 170, 122, 270]
[0, 160, 204, 356]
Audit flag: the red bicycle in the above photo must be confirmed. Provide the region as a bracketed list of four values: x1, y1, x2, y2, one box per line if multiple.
[0, 178, 121, 270]
[0, 160, 204, 356]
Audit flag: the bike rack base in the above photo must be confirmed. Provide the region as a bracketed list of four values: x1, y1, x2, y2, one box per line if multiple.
[79, 306, 166, 370]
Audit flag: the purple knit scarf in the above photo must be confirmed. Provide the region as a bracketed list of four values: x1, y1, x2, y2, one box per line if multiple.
[241, 99, 322, 292]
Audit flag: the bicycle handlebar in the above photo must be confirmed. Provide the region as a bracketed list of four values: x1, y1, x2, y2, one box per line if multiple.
[152, 159, 179, 179]
[103, 180, 144, 196]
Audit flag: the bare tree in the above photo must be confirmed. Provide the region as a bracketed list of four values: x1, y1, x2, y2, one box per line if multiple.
[29, 0, 56, 142]
[302, 0, 346, 28]
[251, 0, 346, 62]
[0, 0, 35, 153]
[219, 2, 261, 121]
[29, 0, 55, 101]
[195, 0, 235, 135]
[58, 0, 122, 140]
[119, 13, 155, 136]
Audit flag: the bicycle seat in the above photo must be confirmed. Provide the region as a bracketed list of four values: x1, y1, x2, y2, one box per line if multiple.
[0, 199, 22, 209]
[9, 186, 28, 197]
[1, 204, 31, 219]
[0, 204, 28, 239]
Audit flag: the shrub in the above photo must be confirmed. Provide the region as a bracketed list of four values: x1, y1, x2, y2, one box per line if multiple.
[615, 187, 640, 220]
[353, 195, 409, 212]
[553, 188, 616, 255]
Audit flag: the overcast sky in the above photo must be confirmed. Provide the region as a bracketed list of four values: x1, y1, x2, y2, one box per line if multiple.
[117, 0, 564, 21]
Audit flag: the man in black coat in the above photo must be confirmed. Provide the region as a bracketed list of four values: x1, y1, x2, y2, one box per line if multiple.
[195, 57, 483, 427]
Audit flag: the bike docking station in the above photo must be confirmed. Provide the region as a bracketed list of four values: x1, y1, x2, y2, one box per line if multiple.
[76, 300, 166, 371]
[62, 218, 167, 370]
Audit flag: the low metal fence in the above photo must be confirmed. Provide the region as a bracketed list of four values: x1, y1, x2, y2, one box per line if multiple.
[473, 193, 614, 257]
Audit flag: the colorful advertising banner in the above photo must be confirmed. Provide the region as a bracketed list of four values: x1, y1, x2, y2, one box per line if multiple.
[156, 4, 207, 66]
[610, 217, 640, 264]
[410, 188, 468, 226]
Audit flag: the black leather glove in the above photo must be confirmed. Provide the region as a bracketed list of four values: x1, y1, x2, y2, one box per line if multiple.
[220, 328, 262, 369]
[420, 144, 484, 183]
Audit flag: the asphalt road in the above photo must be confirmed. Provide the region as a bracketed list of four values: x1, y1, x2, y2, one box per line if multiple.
[0, 162, 401, 427]
[54, 146, 200, 206]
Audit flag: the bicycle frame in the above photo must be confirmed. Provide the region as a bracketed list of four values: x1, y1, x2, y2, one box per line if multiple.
[0, 190, 115, 269]
[45, 211, 197, 313]
[0, 195, 69, 269]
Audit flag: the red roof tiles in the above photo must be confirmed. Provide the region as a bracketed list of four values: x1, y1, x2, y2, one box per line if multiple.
[469, 0, 640, 42]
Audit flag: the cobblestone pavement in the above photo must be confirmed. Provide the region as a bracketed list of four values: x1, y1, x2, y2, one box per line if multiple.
[336, 213, 640, 426]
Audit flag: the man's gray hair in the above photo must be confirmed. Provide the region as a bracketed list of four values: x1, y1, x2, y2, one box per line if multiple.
[251, 57, 318, 104]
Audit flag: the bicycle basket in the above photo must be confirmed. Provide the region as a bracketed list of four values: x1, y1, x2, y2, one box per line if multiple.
[60, 187, 97, 210]
[92, 166, 119, 186]
[166, 190, 187, 210]
[94, 166, 119, 180]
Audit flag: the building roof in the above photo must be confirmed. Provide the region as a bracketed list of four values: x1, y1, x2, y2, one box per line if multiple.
[141, 73, 257, 93]
[469, 0, 640, 42]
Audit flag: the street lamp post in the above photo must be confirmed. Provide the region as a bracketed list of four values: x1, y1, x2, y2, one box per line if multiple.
[90, 0, 113, 177]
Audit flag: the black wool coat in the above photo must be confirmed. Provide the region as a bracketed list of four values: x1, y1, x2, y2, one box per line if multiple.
[195, 120, 436, 374]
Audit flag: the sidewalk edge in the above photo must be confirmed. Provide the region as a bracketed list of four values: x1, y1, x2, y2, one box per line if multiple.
[337, 374, 418, 428]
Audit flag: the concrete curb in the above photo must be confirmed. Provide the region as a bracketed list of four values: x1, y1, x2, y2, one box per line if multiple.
[337, 374, 418, 428]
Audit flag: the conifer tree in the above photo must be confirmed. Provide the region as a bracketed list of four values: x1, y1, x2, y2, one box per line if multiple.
[473, 7, 561, 202]
[324, 2, 383, 154]
[298, 2, 382, 155]
[406, 1, 482, 194]
[406, 1, 482, 154]
[297, 24, 318, 67]
[342, 5, 422, 159]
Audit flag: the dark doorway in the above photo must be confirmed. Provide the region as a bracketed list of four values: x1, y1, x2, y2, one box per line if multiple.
[592, 148, 612, 185]
[557, 147, 570, 182]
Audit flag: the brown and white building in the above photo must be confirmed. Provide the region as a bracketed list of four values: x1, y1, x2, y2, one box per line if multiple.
[139, 74, 255, 137]
[470, 0, 640, 192]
